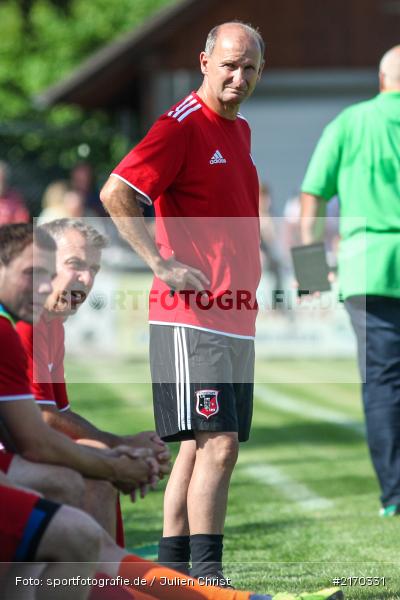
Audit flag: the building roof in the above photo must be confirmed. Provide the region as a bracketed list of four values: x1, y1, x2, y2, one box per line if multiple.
[36, 0, 400, 110]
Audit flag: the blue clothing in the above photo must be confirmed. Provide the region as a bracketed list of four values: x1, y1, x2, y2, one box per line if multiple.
[345, 296, 400, 506]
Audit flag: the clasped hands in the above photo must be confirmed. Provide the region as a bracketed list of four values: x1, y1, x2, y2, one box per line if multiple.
[110, 431, 172, 501]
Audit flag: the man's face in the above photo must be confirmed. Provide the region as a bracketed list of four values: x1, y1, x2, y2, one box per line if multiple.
[45, 228, 101, 317]
[0, 243, 55, 323]
[200, 28, 264, 108]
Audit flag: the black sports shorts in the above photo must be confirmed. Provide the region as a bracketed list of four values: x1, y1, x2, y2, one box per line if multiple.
[150, 324, 254, 442]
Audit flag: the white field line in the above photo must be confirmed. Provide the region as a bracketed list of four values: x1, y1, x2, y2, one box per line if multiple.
[242, 463, 333, 511]
[242, 385, 364, 511]
[254, 385, 364, 436]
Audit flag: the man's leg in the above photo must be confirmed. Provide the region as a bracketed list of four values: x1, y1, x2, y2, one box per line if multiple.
[345, 296, 400, 508]
[162, 440, 196, 536]
[159, 432, 239, 579]
[150, 325, 196, 572]
[99, 530, 342, 600]
[188, 432, 239, 579]
[8, 455, 86, 506]
[82, 479, 118, 539]
[8, 455, 118, 536]
[152, 327, 246, 579]
[33, 504, 102, 600]
[158, 439, 196, 572]
[100, 530, 253, 600]
[1, 485, 101, 600]
[78, 439, 121, 541]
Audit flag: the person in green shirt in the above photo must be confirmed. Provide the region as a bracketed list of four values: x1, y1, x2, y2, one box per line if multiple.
[300, 45, 400, 516]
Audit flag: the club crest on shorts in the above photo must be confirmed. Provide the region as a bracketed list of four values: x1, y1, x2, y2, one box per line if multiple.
[195, 389, 219, 419]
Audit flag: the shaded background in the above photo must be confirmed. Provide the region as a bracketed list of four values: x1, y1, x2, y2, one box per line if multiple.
[7, 0, 397, 364]
[2, 0, 399, 214]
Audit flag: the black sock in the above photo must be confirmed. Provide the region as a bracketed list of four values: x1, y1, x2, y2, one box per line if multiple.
[190, 533, 223, 577]
[158, 535, 190, 574]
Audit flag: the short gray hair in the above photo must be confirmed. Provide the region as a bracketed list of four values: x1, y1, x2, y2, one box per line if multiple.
[40, 218, 108, 250]
[205, 21, 265, 58]
[379, 45, 400, 87]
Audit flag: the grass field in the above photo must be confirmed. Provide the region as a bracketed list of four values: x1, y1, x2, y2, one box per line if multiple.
[68, 357, 400, 599]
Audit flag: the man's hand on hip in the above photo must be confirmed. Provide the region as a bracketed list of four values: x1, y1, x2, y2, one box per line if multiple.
[154, 255, 210, 292]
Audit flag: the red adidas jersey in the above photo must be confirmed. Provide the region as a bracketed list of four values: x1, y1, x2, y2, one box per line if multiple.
[112, 91, 261, 338]
[16, 315, 70, 412]
[0, 315, 34, 402]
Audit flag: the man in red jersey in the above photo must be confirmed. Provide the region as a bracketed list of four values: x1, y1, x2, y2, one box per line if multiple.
[100, 22, 264, 581]
[13, 219, 170, 540]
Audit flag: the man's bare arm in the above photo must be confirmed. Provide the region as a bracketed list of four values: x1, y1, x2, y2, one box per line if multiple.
[100, 176, 162, 269]
[0, 400, 154, 491]
[100, 176, 209, 291]
[41, 406, 120, 447]
[41, 408, 171, 473]
[300, 192, 327, 244]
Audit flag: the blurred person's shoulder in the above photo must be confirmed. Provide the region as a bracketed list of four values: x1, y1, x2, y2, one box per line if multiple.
[332, 96, 379, 129]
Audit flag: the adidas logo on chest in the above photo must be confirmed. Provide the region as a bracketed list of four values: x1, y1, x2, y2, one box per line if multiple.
[209, 150, 227, 165]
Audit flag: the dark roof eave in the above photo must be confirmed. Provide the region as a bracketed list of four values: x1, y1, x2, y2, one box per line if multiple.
[34, 0, 207, 109]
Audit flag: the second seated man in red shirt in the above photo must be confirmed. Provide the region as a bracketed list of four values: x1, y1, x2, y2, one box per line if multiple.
[15, 218, 170, 544]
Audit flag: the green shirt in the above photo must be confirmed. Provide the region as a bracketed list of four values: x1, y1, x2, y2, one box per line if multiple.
[301, 91, 400, 299]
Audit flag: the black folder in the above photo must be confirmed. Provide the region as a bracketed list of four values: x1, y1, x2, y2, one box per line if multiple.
[291, 243, 331, 294]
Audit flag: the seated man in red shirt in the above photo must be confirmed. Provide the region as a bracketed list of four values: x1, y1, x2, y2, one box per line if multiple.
[13, 218, 170, 540]
[0, 223, 160, 519]
[0, 222, 157, 598]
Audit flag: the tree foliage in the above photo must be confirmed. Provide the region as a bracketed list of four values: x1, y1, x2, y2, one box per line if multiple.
[0, 0, 174, 212]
